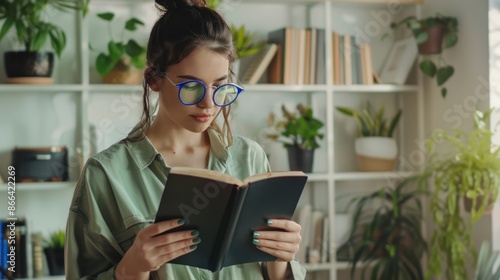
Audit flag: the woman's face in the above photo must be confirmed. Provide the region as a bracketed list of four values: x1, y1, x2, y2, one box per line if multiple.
[155, 47, 230, 133]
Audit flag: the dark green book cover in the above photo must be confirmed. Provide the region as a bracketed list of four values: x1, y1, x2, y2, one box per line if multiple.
[154, 167, 307, 272]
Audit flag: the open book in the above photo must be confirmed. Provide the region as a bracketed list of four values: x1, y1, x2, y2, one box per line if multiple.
[155, 167, 308, 272]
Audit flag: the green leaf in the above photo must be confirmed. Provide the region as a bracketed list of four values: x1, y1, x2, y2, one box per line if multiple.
[0, 17, 14, 41]
[95, 53, 115, 77]
[131, 51, 146, 69]
[441, 87, 447, 98]
[419, 59, 437, 77]
[444, 33, 458, 48]
[125, 39, 144, 56]
[415, 32, 429, 44]
[125, 18, 144, 31]
[108, 41, 124, 61]
[97, 12, 114, 21]
[436, 66, 454, 86]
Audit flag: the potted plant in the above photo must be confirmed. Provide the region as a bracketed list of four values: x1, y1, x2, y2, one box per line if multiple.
[421, 109, 500, 280]
[206, 0, 220, 9]
[344, 175, 427, 279]
[93, 12, 146, 84]
[336, 102, 402, 172]
[230, 24, 264, 77]
[391, 14, 458, 98]
[43, 230, 66, 275]
[0, 0, 89, 84]
[266, 103, 324, 173]
[474, 242, 500, 280]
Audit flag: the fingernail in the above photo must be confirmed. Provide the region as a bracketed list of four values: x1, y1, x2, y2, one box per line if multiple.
[267, 220, 273, 225]
[252, 238, 259, 244]
[178, 219, 185, 225]
[190, 245, 197, 250]
[191, 230, 199, 236]
[193, 237, 201, 244]
[253, 232, 260, 237]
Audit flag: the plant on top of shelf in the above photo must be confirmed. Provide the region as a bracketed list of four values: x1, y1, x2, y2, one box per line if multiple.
[345, 175, 427, 280]
[230, 24, 264, 60]
[43, 229, 66, 275]
[93, 12, 146, 84]
[419, 108, 500, 280]
[206, 0, 220, 9]
[391, 13, 458, 98]
[336, 101, 402, 172]
[266, 104, 324, 172]
[0, 0, 90, 82]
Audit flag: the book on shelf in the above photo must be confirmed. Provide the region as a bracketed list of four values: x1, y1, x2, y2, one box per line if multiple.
[268, 27, 294, 84]
[293, 204, 312, 263]
[155, 167, 308, 272]
[240, 44, 278, 85]
[0, 218, 28, 279]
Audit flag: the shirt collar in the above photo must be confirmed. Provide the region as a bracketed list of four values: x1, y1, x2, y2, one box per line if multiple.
[125, 127, 230, 170]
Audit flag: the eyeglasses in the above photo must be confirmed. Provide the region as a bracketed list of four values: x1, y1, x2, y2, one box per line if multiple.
[165, 75, 244, 107]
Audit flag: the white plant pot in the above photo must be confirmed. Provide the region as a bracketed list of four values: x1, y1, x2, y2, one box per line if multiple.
[355, 137, 397, 172]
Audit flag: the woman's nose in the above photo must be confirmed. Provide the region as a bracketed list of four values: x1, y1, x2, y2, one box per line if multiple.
[197, 86, 216, 108]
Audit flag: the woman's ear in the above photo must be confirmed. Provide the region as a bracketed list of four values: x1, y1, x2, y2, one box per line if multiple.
[145, 67, 160, 92]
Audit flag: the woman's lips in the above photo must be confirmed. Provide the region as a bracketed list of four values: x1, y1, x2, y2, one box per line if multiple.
[191, 114, 212, 122]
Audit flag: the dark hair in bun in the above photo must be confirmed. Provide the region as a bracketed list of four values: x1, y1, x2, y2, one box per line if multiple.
[154, 0, 206, 12]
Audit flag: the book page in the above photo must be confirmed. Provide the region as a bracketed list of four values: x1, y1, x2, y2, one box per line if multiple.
[169, 167, 243, 185]
[243, 170, 306, 184]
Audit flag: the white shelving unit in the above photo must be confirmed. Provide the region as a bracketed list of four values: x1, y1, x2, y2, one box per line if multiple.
[0, 0, 423, 279]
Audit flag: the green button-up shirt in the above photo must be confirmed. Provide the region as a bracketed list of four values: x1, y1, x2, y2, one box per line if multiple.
[66, 128, 307, 279]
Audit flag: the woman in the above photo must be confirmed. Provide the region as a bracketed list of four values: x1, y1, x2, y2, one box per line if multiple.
[66, 0, 306, 279]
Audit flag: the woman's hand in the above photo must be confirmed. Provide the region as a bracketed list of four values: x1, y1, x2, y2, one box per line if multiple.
[253, 219, 301, 280]
[115, 218, 200, 280]
[253, 219, 301, 262]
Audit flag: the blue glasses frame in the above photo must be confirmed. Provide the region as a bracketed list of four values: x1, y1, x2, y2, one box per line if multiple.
[165, 75, 244, 107]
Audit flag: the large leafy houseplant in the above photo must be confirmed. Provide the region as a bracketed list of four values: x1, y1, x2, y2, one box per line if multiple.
[230, 24, 264, 60]
[391, 14, 458, 98]
[0, 0, 89, 57]
[421, 109, 500, 280]
[345, 175, 426, 280]
[0, 0, 89, 81]
[94, 12, 146, 83]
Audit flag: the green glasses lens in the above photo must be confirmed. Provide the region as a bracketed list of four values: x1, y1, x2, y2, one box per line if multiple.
[180, 81, 205, 104]
[214, 85, 239, 106]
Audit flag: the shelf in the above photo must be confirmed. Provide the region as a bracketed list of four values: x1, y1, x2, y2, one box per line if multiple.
[0, 181, 77, 192]
[333, 84, 419, 93]
[303, 262, 333, 271]
[334, 171, 415, 181]
[336, 261, 353, 270]
[242, 84, 328, 92]
[0, 84, 83, 92]
[88, 84, 144, 93]
[306, 173, 330, 182]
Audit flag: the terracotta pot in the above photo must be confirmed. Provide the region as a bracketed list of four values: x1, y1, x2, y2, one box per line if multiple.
[463, 194, 495, 215]
[417, 24, 448, 55]
[102, 57, 143, 84]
